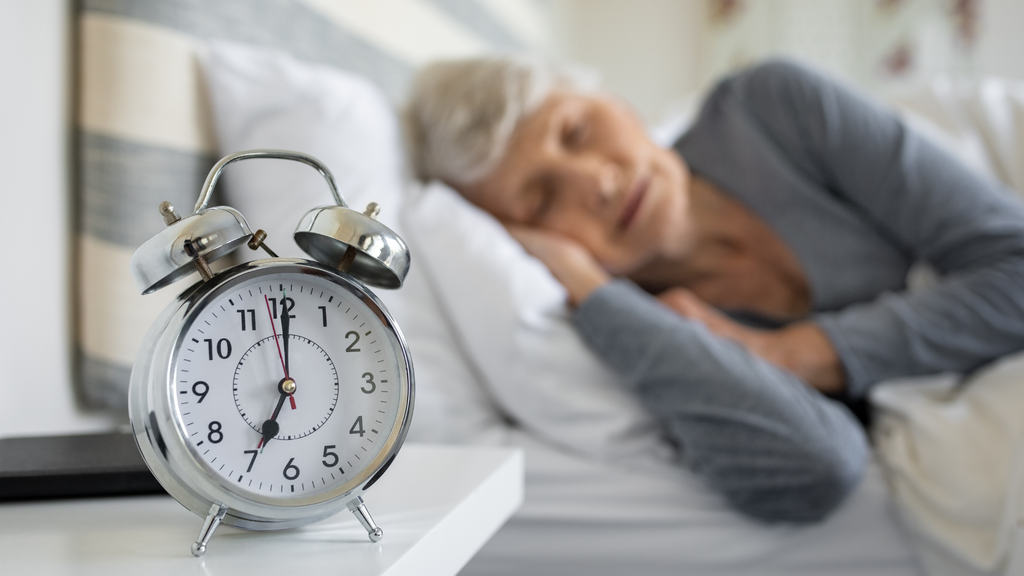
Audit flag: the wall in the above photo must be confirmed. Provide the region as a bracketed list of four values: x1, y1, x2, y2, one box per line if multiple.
[0, 0, 120, 437]
[976, 0, 1024, 80]
[551, 0, 707, 123]
[551, 0, 1024, 124]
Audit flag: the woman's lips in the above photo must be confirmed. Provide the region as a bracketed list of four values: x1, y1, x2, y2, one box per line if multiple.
[617, 177, 649, 231]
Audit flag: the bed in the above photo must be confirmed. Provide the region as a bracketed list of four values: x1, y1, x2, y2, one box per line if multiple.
[75, 1, 1024, 574]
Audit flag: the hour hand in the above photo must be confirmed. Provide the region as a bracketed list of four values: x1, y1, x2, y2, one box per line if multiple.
[258, 378, 295, 450]
[258, 393, 285, 450]
[260, 417, 280, 449]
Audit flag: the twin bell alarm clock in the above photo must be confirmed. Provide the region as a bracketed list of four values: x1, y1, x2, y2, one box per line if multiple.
[128, 150, 414, 556]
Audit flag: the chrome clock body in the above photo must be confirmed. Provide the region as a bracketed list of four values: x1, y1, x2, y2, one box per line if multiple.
[130, 258, 413, 530]
[127, 150, 414, 557]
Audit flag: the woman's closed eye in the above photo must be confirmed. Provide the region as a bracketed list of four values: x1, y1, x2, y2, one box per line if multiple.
[561, 118, 589, 151]
[528, 181, 557, 224]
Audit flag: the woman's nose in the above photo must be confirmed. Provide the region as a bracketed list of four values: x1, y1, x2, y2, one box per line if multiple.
[582, 161, 619, 209]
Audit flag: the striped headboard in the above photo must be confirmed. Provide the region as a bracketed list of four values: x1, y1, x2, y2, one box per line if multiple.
[77, 0, 549, 409]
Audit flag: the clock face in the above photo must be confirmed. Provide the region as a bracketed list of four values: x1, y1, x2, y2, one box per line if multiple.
[169, 268, 407, 504]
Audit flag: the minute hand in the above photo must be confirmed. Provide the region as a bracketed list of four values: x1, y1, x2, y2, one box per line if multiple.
[281, 291, 291, 375]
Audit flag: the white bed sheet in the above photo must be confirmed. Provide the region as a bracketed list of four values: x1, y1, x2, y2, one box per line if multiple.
[459, 430, 922, 576]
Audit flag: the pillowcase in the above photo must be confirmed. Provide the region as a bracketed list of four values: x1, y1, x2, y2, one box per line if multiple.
[891, 77, 1024, 197]
[200, 40, 503, 443]
[202, 40, 405, 256]
[403, 181, 673, 463]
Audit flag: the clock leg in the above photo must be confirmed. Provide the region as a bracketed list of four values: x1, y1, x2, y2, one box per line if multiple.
[191, 503, 229, 557]
[347, 497, 384, 542]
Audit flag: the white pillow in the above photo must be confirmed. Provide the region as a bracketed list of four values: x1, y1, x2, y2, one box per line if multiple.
[201, 40, 404, 255]
[200, 41, 502, 443]
[404, 181, 673, 463]
[890, 77, 1024, 197]
[383, 218, 507, 444]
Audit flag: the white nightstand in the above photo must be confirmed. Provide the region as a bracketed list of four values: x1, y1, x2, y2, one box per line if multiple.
[0, 444, 522, 575]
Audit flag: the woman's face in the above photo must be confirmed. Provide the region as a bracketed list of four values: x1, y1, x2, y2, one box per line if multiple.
[456, 90, 690, 275]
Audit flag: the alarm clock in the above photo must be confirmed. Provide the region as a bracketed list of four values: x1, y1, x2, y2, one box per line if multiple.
[127, 150, 414, 557]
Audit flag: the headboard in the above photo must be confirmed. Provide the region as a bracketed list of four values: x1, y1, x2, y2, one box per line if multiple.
[76, 0, 549, 409]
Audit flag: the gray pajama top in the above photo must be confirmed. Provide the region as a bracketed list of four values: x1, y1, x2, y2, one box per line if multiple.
[571, 60, 1024, 522]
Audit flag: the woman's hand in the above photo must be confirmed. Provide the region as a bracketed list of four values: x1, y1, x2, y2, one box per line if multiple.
[506, 226, 611, 306]
[506, 227, 847, 392]
[658, 288, 847, 394]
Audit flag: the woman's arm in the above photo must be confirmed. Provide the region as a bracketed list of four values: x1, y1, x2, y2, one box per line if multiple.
[575, 279, 868, 523]
[512, 226, 868, 523]
[657, 288, 846, 392]
[506, 226, 610, 305]
[731, 60, 1024, 397]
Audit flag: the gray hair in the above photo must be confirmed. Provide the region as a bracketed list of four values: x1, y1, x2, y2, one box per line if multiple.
[404, 56, 597, 185]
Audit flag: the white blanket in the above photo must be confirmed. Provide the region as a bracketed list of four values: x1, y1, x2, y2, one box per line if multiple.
[872, 357, 1024, 575]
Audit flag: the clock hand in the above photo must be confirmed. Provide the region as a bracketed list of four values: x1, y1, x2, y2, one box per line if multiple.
[258, 377, 295, 451]
[280, 291, 297, 410]
[281, 289, 290, 377]
[263, 295, 289, 378]
[257, 395, 285, 451]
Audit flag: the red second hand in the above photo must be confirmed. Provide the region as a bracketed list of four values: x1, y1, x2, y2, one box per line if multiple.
[264, 295, 288, 378]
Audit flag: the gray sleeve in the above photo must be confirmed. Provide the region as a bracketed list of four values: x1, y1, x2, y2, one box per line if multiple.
[572, 279, 869, 523]
[733, 60, 1024, 397]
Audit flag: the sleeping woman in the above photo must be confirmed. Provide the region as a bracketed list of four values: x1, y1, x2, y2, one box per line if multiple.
[403, 58, 1024, 522]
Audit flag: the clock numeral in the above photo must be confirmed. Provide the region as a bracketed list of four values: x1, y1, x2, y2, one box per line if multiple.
[318, 305, 327, 327]
[283, 458, 300, 480]
[236, 309, 256, 331]
[349, 416, 365, 437]
[204, 338, 232, 360]
[191, 381, 209, 403]
[207, 421, 223, 444]
[345, 331, 361, 352]
[268, 297, 295, 320]
[244, 450, 258, 473]
[322, 445, 339, 467]
[360, 372, 376, 394]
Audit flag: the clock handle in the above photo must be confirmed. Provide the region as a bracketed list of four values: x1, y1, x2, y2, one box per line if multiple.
[193, 149, 347, 213]
[347, 496, 384, 542]
[191, 502, 229, 557]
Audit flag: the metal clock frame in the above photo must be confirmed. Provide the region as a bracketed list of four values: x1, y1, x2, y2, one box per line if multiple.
[127, 149, 415, 557]
[130, 259, 414, 553]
